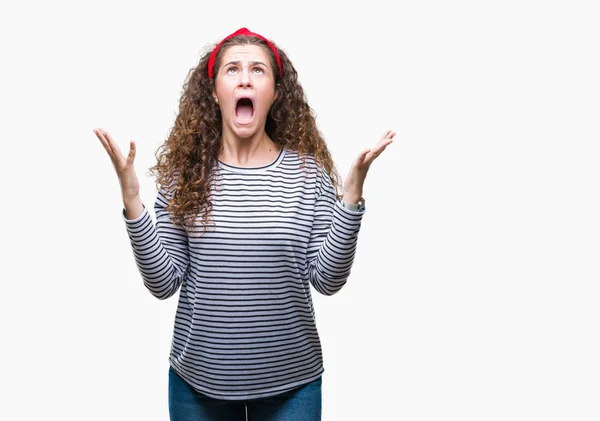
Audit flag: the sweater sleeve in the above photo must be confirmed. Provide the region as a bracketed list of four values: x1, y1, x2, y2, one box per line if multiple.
[121, 188, 190, 300]
[306, 167, 366, 296]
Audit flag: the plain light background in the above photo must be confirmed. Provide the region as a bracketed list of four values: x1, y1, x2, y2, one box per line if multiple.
[2, 0, 599, 420]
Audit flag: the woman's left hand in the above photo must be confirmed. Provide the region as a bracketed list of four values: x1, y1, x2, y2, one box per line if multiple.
[343, 130, 395, 203]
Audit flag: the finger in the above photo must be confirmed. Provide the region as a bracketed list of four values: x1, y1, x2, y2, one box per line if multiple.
[359, 148, 371, 164]
[363, 130, 394, 164]
[379, 130, 391, 142]
[378, 138, 393, 149]
[379, 131, 395, 148]
[363, 150, 380, 165]
[96, 128, 115, 155]
[372, 140, 391, 155]
[369, 150, 381, 160]
[127, 140, 136, 164]
[368, 144, 388, 162]
[101, 128, 125, 161]
[94, 128, 117, 162]
[375, 130, 394, 148]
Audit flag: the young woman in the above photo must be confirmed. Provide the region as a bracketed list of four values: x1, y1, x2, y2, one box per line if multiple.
[94, 27, 394, 421]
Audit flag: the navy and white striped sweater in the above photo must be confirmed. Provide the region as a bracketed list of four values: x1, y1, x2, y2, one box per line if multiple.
[122, 147, 366, 400]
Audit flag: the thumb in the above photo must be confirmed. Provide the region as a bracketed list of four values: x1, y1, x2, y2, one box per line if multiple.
[360, 148, 371, 162]
[127, 140, 136, 163]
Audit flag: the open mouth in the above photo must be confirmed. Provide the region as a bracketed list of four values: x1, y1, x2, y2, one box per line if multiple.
[235, 97, 254, 120]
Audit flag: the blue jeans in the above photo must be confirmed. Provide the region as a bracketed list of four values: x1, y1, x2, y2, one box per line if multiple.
[168, 366, 322, 421]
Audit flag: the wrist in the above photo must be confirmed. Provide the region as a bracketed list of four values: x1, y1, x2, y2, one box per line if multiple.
[339, 196, 365, 211]
[122, 193, 141, 203]
[342, 192, 362, 205]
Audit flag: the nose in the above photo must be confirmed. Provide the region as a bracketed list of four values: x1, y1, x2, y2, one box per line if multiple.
[238, 68, 252, 88]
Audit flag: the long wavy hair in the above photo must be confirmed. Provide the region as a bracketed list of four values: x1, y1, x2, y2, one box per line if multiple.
[147, 33, 342, 236]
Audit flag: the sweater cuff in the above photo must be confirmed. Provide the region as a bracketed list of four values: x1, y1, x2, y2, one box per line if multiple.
[122, 204, 148, 225]
[335, 198, 366, 216]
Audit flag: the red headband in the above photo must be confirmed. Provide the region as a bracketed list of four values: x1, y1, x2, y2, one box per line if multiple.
[207, 27, 282, 79]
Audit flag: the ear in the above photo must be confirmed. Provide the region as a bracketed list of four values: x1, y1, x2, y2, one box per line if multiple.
[274, 84, 280, 102]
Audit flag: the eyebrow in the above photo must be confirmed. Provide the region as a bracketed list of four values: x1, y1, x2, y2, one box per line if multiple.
[223, 60, 268, 67]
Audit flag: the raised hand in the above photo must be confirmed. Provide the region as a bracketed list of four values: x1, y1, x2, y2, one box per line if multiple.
[343, 130, 395, 203]
[94, 127, 140, 200]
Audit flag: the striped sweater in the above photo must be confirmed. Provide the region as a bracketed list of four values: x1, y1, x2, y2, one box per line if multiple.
[122, 147, 366, 400]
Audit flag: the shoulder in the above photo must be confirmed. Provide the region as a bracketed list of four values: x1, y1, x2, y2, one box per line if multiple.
[283, 148, 326, 175]
[280, 148, 331, 198]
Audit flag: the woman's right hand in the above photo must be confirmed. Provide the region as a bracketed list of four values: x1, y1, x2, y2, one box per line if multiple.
[94, 127, 140, 200]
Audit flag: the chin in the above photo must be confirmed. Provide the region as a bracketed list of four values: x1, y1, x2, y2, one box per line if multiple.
[232, 125, 259, 139]
[231, 117, 266, 138]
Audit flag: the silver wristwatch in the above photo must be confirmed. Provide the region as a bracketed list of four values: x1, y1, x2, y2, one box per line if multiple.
[339, 196, 366, 211]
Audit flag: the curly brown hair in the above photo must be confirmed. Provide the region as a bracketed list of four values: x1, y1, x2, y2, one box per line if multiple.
[147, 33, 342, 236]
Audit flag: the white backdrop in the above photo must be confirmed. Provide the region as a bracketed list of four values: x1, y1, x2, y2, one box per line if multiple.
[2, 0, 599, 420]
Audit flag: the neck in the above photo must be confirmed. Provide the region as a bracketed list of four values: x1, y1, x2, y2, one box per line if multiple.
[219, 129, 278, 167]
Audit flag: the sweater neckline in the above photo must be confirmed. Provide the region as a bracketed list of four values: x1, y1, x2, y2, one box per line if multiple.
[217, 147, 286, 174]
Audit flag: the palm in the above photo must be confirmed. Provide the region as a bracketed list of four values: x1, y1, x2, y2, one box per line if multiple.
[94, 127, 140, 198]
[344, 130, 395, 195]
